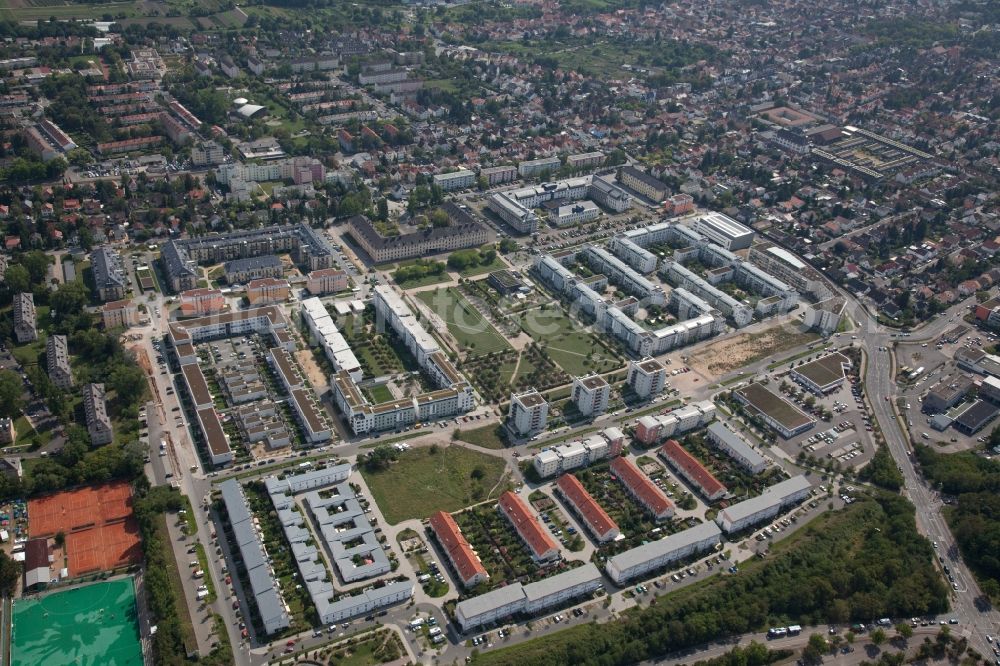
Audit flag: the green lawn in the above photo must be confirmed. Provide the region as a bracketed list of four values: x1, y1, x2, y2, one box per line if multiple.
[416, 288, 510, 356]
[365, 384, 393, 403]
[457, 424, 509, 450]
[515, 307, 620, 376]
[393, 272, 451, 289]
[458, 256, 508, 277]
[360, 445, 508, 524]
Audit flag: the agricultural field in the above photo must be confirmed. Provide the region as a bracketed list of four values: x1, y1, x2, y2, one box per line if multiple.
[417, 287, 510, 357]
[360, 445, 508, 524]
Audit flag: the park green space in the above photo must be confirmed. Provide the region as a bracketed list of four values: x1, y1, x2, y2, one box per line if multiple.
[416, 287, 510, 356]
[360, 445, 507, 524]
[457, 255, 507, 277]
[513, 306, 620, 376]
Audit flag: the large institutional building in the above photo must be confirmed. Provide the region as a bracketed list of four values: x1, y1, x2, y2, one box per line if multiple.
[347, 203, 494, 264]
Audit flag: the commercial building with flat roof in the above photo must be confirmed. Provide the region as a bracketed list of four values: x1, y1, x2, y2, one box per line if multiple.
[509, 390, 549, 437]
[716, 475, 811, 534]
[658, 440, 727, 501]
[953, 400, 1000, 435]
[734, 383, 815, 438]
[498, 491, 559, 562]
[605, 521, 721, 585]
[791, 352, 852, 395]
[609, 457, 674, 521]
[691, 212, 755, 251]
[428, 511, 489, 589]
[454, 563, 602, 631]
[555, 474, 619, 543]
[706, 422, 767, 474]
[922, 374, 974, 414]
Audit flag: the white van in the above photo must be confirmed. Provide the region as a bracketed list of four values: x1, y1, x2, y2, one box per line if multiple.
[408, 618, 425, 630]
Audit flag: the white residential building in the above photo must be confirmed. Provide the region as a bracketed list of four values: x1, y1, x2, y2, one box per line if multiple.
[508, 390, 549, 436]
[627, 357, 667, 399]
[572, 374, 610, 417]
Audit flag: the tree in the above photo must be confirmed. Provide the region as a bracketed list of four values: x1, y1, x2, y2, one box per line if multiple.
[3, 264, 30, 295]
[871, 628, 887, 646]
[895, 623, 913, 639]
[0, 551, 19, 595]
[0, 370, 25, 419]
[108, 363, 148, 408]
[50, 280, 89, 322]
[803, 634, 829, 665]
[364, 445, 398, 472]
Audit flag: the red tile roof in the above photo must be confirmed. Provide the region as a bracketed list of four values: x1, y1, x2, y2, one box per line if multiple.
[555, 474, 619, 541]
[659, 439, 727, 499]
[609, 457, 674, 519]
[498, 491, 558, 560]
[428, 511, 488, 587]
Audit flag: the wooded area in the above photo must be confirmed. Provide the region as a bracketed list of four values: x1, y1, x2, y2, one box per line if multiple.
[914, 445, 1000, 600]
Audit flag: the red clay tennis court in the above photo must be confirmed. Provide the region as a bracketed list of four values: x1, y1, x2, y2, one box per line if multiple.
[65, 522, 142, 576]
[29, 481, 141, 576]
[29, 481, 134, 537]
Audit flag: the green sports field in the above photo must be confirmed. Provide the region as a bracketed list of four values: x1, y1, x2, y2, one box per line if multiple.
[12, 578, 143, 666]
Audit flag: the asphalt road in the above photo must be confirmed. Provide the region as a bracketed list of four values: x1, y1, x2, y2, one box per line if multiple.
[850, 294, 1000, 656]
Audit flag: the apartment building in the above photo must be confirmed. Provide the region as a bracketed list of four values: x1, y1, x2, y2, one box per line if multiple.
[224, 255, 284, 284]
[555, 474, 619, 543]
[508, 390, 549, 437]
[180, 287, 225, 316]
[552, 201, 600, 227]
[13, 292, 37, 343]
[24, 119, 76, 162]
[455, 564, 602, 632]
[481, 165, 517, 186]
[633, 401, 717, 445]
[161, 223, 335, 292]
[626, 357, 667, 399]
[433, 169, 476, 191]
[46, 335, 73, 390]
[247, 278, 290, 305]
[102, 299, 139, 329]
[566, 151, 604, 170]
[190, 140, 226, 166]
[619, 165, 667, 202]
[609, 457, 674, 521]
[658, 439, 727, 502]
[498, 491, 559, 562]
[608, 235, 658, 274]
[428, 511, 489, 589]
[268, 347, 331, 444]
[84, 383, 113, 446]
[518, 156, 561, 178]
[487, 192, 540, 234]
[532, 432, 614, 478]
[300, 297, 362, 383]
[306, 268, 349, 295]
[572, 374, 610, 417]
[91, 245, 127, 303]
[605, 522, 721, 585]
[706, 422, 767, 474]
[716, 476, 811, 534]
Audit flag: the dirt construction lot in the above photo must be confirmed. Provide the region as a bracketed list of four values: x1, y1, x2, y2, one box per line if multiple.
[688, 320, 820, 377]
